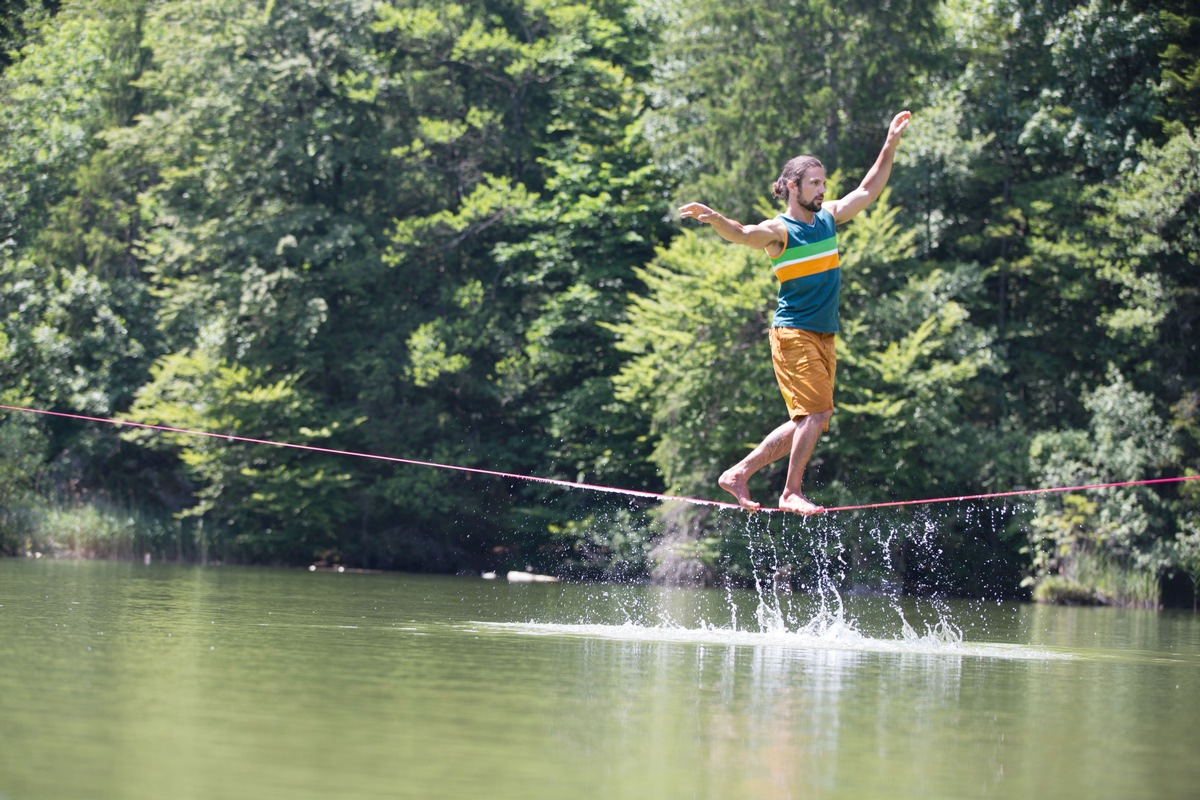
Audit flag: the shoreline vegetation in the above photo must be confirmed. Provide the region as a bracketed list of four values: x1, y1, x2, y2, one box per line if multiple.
[5, 496, 1193, 610]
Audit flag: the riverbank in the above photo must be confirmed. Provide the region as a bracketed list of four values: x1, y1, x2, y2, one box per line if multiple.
[6, 497, 1195, 611]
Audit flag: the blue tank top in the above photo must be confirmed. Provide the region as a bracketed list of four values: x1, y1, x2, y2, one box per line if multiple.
[768, 210, 840, 333]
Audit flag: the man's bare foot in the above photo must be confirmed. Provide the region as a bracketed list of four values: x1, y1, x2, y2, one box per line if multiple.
[778, 491, 825, 516]
[719, 467, 761, 511]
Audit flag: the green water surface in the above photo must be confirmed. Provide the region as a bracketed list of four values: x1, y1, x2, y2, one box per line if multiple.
[1, 559, 1197, 799]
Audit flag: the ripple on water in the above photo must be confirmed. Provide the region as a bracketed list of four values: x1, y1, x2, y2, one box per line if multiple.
[468, 621, 1073, 662]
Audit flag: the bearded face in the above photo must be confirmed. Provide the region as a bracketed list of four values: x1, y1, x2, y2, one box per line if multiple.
[791, 167, 827, 214]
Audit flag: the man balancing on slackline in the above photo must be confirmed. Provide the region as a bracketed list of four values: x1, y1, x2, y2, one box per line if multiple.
[679, 110, 912, 515]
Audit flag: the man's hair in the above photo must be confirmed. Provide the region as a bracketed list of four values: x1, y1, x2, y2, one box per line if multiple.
[772, 156, 824, 203]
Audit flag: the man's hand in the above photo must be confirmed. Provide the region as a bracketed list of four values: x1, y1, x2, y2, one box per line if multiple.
[678, 202, 786, 252]
[678, 202, 718, 223]
[826, 110, 911, 223]
[887, 110, 912, 144]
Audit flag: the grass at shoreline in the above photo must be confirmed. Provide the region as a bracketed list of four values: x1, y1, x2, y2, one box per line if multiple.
[5, 499, 188, 562]
[1033, 550, 1163, 609]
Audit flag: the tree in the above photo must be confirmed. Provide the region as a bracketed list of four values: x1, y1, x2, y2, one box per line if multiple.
[1018, 0, 1163, 180]
[1155, 0, 1200, 131]
[644, 0, 942, 219]
[1027, 369, 1180, 606]
[12, 0, 674, 570]
[366, 0, 670, 571]
[0, 0, 61, 70]
[0, 0, 159, 502]
[122, 347, 358, 563]
[1021, 126, 1200, 604]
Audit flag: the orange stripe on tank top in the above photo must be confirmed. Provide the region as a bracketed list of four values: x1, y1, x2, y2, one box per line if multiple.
[774, 252, 839, 283]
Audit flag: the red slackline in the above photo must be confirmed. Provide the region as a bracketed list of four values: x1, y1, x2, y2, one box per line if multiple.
[3, 403, 1198, 515]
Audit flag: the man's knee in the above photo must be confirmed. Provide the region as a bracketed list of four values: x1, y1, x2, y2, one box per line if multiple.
[798, 409, 832, 433]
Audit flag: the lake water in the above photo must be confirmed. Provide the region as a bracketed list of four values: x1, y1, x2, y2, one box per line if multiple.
[1, 558, 1197, 800]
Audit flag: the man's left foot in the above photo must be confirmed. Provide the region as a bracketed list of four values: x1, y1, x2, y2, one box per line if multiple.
[778, 492, 825, 516]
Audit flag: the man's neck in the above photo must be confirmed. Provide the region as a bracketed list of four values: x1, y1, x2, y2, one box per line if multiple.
[786, 200, 817, 224]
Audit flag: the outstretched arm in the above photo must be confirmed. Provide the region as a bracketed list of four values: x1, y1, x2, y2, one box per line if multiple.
[825, 110, 911, 224]
[679, 202, 787, 254]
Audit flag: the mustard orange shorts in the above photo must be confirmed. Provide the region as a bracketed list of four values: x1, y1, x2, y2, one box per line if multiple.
[769, 327, 836, 421]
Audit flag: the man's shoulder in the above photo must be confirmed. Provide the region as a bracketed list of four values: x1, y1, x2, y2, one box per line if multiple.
[759, 216, 790, 240]
[757, 217, 789, 258]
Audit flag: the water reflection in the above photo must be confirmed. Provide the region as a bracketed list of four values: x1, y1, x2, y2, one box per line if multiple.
[485, 613, 983, 797]
[3, 560, 1199, 800]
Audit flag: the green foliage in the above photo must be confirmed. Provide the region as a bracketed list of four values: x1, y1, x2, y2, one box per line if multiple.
[123, 345, 358, 564]
[0, 1, 161, 517]
[1092, 129, 1200, 380]
[544, 507, 656, 580]
[34, 499, 181, 560]
[822, 191, 1002, 507]
[1032, 575, 1099, 605]
[1173, 519, 1200, 608]
[369, 0, 669, 565]
[1171, 392, 1200, 603]
[1027, 368, 1180, 602]
[0, 4, 108, 237]
[890, 95, 994, 257]
[1019, 128, 1200, 604]
[647, 0, 943, 216]
[0, 409, 47, 554]
[0, 0, 1196, 600]
[1157, 0, 1200, 131]
[1033, 550, 1161, 609]
[610, 231, 779, 499]
[1019, 0, 1163, 178]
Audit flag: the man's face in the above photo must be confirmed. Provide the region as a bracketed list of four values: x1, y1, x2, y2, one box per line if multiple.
[790, 168, 827, 213]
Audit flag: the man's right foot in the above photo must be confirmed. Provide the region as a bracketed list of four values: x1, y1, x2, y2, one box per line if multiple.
[719, 468, 761, 511]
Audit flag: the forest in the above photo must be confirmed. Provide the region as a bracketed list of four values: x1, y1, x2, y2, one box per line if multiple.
[1, 0, 1197, 607]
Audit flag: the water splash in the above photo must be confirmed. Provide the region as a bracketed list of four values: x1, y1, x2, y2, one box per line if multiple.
[504, 497, 1029, 653]
[473, 620, 1066, 661]
[686, 504, 983, 647]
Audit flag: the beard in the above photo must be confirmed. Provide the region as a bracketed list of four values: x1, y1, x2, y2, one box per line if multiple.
[798, 195, 824, 213]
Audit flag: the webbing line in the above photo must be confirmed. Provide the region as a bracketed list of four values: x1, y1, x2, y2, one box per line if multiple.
[3, 403, 1197, 515]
